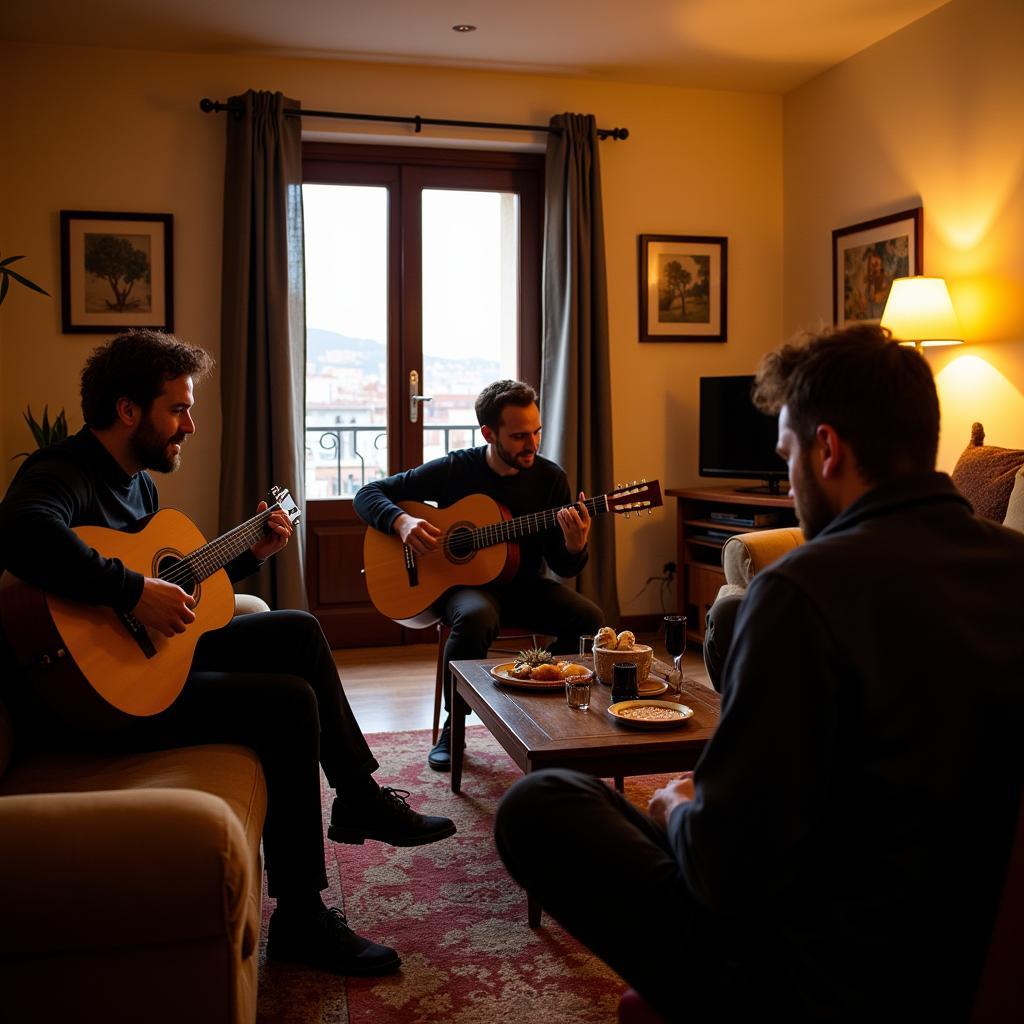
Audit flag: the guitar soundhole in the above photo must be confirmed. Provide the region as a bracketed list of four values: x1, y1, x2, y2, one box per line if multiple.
[155, 551, 200, 603]
[446, 524, 475, 564]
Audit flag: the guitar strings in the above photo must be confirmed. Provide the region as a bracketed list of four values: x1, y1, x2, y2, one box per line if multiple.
[159, 506, 280, 588]
[436, 496, 606, 554]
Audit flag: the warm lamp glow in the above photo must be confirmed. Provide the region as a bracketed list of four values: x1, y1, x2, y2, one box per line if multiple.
[880, 277, 963, 348]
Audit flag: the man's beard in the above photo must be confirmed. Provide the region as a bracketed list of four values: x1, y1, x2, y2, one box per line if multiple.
[494, 437, 535, 472]
[793, 453, 835, 540]
[131, 418, 185, 473]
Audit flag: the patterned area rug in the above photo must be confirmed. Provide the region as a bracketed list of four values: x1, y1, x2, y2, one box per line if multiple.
[256, 726, 671, 1024]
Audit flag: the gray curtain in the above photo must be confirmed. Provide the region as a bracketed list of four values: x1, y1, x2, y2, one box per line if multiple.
[540, 113, 620, 623]
[218, 90, 307, 610]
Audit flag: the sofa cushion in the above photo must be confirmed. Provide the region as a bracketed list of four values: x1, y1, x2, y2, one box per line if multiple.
[1004, 467, 1024, 534]
[951, 423, 1024, 523]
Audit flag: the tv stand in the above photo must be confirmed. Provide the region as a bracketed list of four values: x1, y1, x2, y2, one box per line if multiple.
[735, 480, 785, 495]
[664, 486, 797, 643]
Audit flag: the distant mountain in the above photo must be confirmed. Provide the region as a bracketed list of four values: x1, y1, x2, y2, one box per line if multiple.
[306, 327, 501, 377]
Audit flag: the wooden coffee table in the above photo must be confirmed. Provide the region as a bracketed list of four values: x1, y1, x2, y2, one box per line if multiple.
[449, 658, 721, 925]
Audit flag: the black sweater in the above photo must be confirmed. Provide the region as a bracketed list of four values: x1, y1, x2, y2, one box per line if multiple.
[353, 447, 588, 582]
[0, 427, 259, 613]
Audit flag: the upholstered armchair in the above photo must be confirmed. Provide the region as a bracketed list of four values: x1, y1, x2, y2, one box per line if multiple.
[702, 526, 803, 690]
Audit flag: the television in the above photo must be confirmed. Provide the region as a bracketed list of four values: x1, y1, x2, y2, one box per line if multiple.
[699, 375, 788, 493]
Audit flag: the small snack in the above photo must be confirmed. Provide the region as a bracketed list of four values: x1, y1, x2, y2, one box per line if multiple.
[508, 661, 534, 679]
[530, 662, 563, 681]
[559, 662, 589, 678]
[594, 626, 617, 649]
[619, 705, 684, 721]
[615, 630, 636, 650]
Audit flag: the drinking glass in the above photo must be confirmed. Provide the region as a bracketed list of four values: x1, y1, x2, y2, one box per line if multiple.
[663, 615, 687, 696]
[565, 673, 592, 711]
[578, 635, 594, 662]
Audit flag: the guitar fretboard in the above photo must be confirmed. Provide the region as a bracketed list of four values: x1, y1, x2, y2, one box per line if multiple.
[468, 495, 608, 551]
[159, 505, 279, 586]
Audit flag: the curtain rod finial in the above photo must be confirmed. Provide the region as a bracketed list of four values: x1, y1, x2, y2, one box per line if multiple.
[200, 98, 216, 113]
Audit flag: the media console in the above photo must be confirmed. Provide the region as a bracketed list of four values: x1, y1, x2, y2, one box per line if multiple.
[665, 486, 797, 643]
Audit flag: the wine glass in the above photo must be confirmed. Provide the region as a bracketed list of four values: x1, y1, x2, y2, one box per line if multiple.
[663, 615, 687, 696]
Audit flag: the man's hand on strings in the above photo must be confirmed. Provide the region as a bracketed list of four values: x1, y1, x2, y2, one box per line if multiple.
[133, 578, 196, 637]
[394, 512, 442, 555]
[557, 492, 591, 554]
[251, 500, 293, 560]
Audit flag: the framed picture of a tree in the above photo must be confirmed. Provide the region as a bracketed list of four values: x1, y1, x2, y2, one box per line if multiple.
[60, 211, 173, 333]
[638, 234, 727, 343]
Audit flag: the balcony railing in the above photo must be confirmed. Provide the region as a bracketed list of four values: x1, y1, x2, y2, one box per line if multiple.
[305, 423, 483, 497]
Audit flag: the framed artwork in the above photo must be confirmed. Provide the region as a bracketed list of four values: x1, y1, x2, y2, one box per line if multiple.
[60, 210, 174, 333]
[638, 234, 727, 343]
[832, 207, 922, 327]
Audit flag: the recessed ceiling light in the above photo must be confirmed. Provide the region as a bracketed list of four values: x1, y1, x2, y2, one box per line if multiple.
[452, 24, 477, 33]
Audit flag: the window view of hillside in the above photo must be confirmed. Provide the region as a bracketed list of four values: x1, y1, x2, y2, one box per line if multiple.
[303, 183, 519, 498]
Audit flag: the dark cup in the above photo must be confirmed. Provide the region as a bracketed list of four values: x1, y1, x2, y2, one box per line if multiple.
[611, 661, 639, 703]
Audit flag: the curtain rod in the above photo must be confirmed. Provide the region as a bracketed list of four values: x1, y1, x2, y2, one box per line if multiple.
[198, 98, 629, 141]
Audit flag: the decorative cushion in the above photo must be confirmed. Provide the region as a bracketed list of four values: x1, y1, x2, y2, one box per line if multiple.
[1004, 466, 1024, 534]
[950, 423, 1024, 523]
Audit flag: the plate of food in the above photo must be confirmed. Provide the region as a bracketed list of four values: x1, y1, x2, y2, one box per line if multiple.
[607, 699, 694, 730]
[490, 647, 594, 691]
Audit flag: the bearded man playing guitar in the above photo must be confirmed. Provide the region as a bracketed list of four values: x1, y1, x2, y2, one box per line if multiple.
[0, 330, 455, 977]
[355, 379, 604, 771]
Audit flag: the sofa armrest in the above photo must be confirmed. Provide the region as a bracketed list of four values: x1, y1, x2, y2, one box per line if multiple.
[0, 788, 256, 959]
[721, 527, 804, 587]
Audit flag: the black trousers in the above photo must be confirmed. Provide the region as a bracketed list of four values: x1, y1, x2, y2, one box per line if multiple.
[439, 577, 603, 713]
[74, 611, 377, 899]
[494, 769, 767, 1023]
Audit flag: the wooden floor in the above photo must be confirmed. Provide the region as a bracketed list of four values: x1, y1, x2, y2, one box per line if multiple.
[335, 639, 712, 735]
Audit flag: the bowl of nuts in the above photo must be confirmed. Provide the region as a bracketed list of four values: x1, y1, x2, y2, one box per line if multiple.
[591, 627, 653, 686]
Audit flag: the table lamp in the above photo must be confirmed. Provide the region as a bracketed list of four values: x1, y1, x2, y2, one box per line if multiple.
[879, 276, 963, 348]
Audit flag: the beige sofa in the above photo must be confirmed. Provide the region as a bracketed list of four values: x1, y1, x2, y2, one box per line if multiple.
[0, 596, 270, 1024]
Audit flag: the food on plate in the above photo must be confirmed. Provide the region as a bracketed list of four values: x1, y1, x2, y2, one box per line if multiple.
[530, 662, 563, 681]
[619, 705, 684, 721]
[615, 630, 636, 650]
[559, 662, 590, 678]
[594, 626, 617, 649]
[512, 646, 556, 678]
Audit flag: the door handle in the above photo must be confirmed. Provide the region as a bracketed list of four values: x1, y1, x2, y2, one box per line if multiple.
[409, 370, 432, 423]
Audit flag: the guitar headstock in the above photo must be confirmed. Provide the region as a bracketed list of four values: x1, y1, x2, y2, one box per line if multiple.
[268, 485, 302, 526]
[607, 480, 663, 517]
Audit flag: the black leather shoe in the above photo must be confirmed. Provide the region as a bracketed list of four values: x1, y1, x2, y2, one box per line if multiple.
[428, 720, 454, 771]
[267, 906, 400, 976]
[328, 786, 457, 847]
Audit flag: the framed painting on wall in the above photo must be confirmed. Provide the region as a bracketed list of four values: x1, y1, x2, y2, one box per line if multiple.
[638, 234, 727, 342]
[832, 207, 922, 328]
[60, 210, 174, 334]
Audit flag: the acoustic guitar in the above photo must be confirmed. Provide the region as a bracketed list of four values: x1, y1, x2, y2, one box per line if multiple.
[362, 480, 662, 627]
[0, 486, 300, 725]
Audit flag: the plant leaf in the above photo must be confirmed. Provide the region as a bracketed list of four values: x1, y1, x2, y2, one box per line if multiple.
[0, 254, 26, 267]
[0, 274, 9, 304]
[1, 267, 49, 296]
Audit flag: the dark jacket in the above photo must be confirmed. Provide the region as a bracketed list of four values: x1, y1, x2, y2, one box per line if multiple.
[672, 472, 1024, 1020]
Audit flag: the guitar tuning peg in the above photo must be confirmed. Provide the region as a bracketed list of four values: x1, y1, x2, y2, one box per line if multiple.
[641, 477, 646, 483]
[647, 508, 653, 515]
[624, 510, 631, 519]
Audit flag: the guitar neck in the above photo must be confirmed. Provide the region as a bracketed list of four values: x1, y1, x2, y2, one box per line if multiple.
[168, 506, 277, 583]
[471, 495, 608, 550]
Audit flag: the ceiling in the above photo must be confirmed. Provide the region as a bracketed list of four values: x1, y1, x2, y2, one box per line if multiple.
[2, 0, 950, 94]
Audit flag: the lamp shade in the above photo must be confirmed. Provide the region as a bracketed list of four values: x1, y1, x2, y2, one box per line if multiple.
[879, 276, 963, 347]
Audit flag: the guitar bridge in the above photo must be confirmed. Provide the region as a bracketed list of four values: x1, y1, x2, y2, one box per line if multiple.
[403, 544, 419, 588]
[117, 610, 157, 659]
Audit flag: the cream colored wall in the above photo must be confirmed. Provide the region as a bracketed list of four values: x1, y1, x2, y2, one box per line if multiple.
[0, 42, 782, 617]
[784, 0, 1024, 470]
